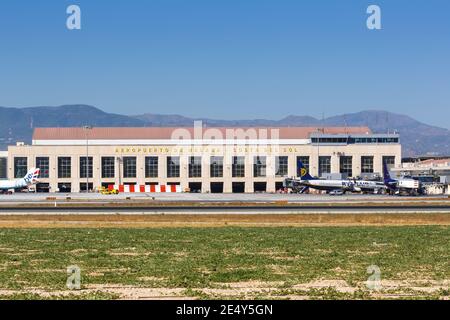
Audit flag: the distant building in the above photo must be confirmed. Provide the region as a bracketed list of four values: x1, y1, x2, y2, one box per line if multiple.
[6, 126, 401, 193]
[393, 158, 450, 178]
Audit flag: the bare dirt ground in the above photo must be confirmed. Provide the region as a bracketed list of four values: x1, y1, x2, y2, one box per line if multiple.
[0, 213, 448, 228]
[0, 279, 448, 300]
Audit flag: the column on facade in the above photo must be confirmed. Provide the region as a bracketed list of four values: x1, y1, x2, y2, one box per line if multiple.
[158, 155, 166, 183]
[394, 154, 401, 169]
[114, 156, 120, 186]
[179, 155, 189, 191]
[201, 155, 211, 193]
[353, 155, 361, 178]
[310, 153, 319, 177]
[263, 156, 273, 193]
[223, 151, 232, 193]
[137, 156, 145, 186]
[93, 155, 101, 189]
[288, 155, 297, 177]
[374, 155, 382, 177]
[29, 156, 35, 169]
[331, 154, 340, 175]
[49, 155, 57, 192]
[244, 155, 253, 193]
[70, 156, 79, 192]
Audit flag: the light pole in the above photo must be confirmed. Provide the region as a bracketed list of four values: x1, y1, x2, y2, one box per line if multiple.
[83, 126, 92, 192]
[117, 157, 122, 186]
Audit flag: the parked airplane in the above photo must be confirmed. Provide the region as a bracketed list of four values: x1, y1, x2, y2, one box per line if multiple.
[283, 161, 386, 194]
[0, 168, 40, 193]
[383, 161, 421, 195]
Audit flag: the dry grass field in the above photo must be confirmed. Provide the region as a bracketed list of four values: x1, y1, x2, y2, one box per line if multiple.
[0, 212, 449, 228]
[0, 212, 448, 300]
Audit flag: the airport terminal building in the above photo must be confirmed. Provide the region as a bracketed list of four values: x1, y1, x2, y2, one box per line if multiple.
[4, 126, 401, 193]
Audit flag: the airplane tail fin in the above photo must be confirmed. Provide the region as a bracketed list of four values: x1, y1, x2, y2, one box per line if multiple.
[382, 161, 395, 185]
[297, 160, 314, 180]
[24, 168, 40, 185]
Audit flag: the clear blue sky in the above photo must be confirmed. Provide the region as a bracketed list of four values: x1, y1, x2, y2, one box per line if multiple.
[0, 0, 449, 128]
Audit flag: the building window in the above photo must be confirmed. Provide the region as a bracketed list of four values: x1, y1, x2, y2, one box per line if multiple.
[58, 182, 71, 193]
[210, 156, 223, 178]
[275, 156, 288, 176]
[36, 157, 50, 179]
[253, 156, 267, 177]
[189, 156, 202, 178]
[339, 156, 353, 178]
[361, 156, 374, 173]
[167, 156, 180, 178]
[232, 156, 245, 178]
[123, 157, 137, 178]
[353, 137, 399, 144]
[14, 157, 28, 178]
[318, 156, 331, 177]
[145, 157, 158, 178]
[101, 157, 115, 178]
[0, 158, 7, 179]
[79, 183, 93, 192]
[58, 157, 71, 179]
[383, 156, 396, 170]
[80, 157, 93, 179]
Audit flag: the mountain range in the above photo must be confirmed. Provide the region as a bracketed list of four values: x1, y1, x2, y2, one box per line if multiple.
[0, 105, 449, 157]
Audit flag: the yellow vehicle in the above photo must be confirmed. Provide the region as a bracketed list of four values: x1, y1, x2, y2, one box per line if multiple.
[99, 186, 119, 195]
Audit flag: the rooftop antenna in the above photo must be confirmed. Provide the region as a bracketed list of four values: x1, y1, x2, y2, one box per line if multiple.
[386, 111, 389, 134]
[343, 115, 348, 135]
[366, 113, 369, 130]
[321, 112, 325, 134]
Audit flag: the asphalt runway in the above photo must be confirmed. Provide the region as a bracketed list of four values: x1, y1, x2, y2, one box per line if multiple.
[1, 192, 449, 216]
[1, 195, 448, 226]
[1, 192, 449, 204]
[1, 207, 449, 215]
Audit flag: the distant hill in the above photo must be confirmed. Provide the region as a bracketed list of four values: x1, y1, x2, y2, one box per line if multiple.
[322, 111, 450, 158]
[0, 105, 145, 150]
[1, 105, 449, 157]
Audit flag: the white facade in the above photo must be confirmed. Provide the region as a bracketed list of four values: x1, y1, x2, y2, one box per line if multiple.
[6, 128, 402, 193]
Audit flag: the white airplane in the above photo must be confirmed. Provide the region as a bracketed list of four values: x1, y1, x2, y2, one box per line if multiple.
[283, 161, 386, 194]
[383, 161, 421, 195]
[0, 168, 40, 193]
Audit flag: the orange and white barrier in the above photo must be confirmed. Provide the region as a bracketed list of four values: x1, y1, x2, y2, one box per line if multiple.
[108, 184, 181, 193]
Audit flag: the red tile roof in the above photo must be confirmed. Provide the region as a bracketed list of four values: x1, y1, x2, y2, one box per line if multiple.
[33, 127, 372, 140]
